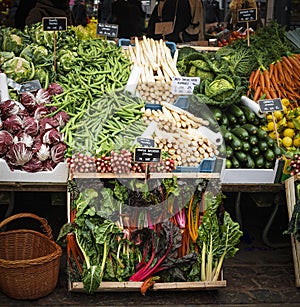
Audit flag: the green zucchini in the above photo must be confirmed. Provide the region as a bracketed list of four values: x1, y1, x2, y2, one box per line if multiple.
[227, 104, 245, 118]
[231, 155, 240, 168]
[255, 155, 265, 168]
[230, 127, 249, 141]
[229, 134, 243, 151]
[249, 135, 258, 145]
[226, 145, 234, 158]
[264, 148, 275, 162]
[256, 128, 268, 140]
[235, 150, 248, 162]
[210, 107, 223, 122]
[242, 141, 251, 152]
[265, 160, 275, 169]
[226, 158, 232, 168]
[221, 113, 229, 127]
[245, 155, 256, 168]
[258, 140, 269, 152]
[241, 123, 258, 135]
[239, 105, 257, 123]
[227, 113, 238, 125]
[273, 144, 283, 158]
[265, 135, 275, 148]
[250, 146, 260, 157]
[220, 125, 233, 141]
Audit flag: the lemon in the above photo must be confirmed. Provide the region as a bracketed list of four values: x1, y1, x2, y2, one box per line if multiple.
[293, 138, 300, 147]
[274, 111, 283, 120]
[269, 131, 277, 139]
[282, 98, 290, 107]
[282, 105, 288, 114]
[287, 121, 295, 129]
[282, 136, 293, 148]
[267, 114, 273, 120]
[283, 128, 295, 138]
[267, 121, 275, 131]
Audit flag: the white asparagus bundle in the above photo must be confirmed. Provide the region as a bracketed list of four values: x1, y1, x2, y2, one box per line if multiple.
[123, 36, 180, 104]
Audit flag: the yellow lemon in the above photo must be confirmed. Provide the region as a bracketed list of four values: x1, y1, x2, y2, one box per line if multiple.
[281, 98, 290, 107]
[267, 114, 273, 120]
[293, 138, 300, 147]
[283, 128, 295, 138]
[282, 105, 288, 114]
[267, 121, 275, 131]
[282, 136, 293, 148]
[287, 121, 295, 129]
[269, 131, 277, 139]
[274, 111, 283, 120]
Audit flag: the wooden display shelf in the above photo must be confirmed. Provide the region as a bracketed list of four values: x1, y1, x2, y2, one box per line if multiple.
[71, 172, 220, 179]
[69, 279, 226, 292]
[285, 175, 300, 287]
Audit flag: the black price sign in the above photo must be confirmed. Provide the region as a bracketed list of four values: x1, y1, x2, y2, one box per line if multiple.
[237, 8, 257, 22]
[258, 98, 283, 113]
[134, 148, 161, 163]
[42, 17, 67, 31]
[97, 23, 118, 37]
[136, 137, 155, 148]
[18, 80, 42, 94]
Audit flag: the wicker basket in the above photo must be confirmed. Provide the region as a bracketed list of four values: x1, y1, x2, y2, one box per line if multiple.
[0, 213, 62, 300]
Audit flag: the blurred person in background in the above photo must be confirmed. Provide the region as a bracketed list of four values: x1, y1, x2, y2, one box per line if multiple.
[72, 0, 88, 26]
[25, 0, 73, 26]
[203, 0, 221, 32]
[147, 0, 205, 43]
[97, 0, 112, 23]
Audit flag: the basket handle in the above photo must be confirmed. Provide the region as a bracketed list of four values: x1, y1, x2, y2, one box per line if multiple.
[0, 213, 54, 240]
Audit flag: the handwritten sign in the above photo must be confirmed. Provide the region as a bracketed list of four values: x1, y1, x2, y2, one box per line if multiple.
[134, 148, 161, 163]
[258, 98, 283, 113]
[42, 17, 67, 31]
[136, 137, 155, 148]
[97, 23, 118, 37]
[171, 76, 200, 95]
[237, 8, 257, 22]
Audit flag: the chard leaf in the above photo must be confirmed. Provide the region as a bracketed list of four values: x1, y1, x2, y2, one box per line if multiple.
[82, 265, 101, 294]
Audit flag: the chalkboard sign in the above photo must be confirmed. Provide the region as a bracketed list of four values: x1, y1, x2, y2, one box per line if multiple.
[136, 137, 155, 148]
[18, 80, 42, 94]
[237, 8, 257, 22]
[97, 23, 118, 37]
[134, 148, 161, 163]
[42, 17, 67, 31]
[258, 98, 283, 113]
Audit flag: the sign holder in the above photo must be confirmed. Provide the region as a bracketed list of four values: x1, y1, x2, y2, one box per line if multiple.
[258, 98, 283, 147]
[237, 8, 257, 47]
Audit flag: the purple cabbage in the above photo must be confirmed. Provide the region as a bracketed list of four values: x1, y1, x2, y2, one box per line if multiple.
[22, 157, 43, 172]
[0, 130, 13, 156]
[43, 128, 63, 145]
[50, 142, 67, 164]
[3, 114, 23, 134]
[6, 142, 33, 166]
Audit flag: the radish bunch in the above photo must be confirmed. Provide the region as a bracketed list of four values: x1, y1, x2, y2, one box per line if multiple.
[289, 153, 300, 176]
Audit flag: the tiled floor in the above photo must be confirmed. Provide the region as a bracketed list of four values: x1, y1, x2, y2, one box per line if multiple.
[0, 190, 300, 306]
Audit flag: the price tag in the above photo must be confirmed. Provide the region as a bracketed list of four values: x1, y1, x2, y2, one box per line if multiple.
[258, 98, 283, 113]
[42, 17, 67, 31]
[134, 148, 161, 163]
[237, 8, 257, 22]
[18, 80, 42, 94]
[97, 23, 118, 37]
[171, 76, 200, 95]
[136, 137, 155, 148]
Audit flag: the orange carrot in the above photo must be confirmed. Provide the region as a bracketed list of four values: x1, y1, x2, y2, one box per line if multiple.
[269, 63, 274, 79]
[264, 89, 272, 99]
[259, 72, 265, 91]
[252, 68, 261, 89]
[270, 74, 281, 97]
[276, 60, 285, 84]
[282, 56, 293, 70]
[263, 69, 271, 90]
[253, 86, 262, 101]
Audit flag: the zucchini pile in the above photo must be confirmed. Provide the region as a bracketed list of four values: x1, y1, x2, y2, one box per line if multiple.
[210, 104, 282, 169]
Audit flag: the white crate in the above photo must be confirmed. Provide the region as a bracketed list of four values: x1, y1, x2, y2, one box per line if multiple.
[221, 159, 280, 184]
[0, 158, 68, 183]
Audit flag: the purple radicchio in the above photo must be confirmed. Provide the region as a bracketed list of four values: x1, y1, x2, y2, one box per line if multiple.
[0, 100, 20, 120]
[43, 128, 63, 145]
[6, 142, 33, 166]
[20, 92, 37, 112]
[35, 88, 51, 104]
[43, 159, 56, 171]
[50, 142, 67, 164]
[34, 105, 48, 120]
[0, 130, 13, 156]
[23, 116, 39, 136]
[3, 114, 23, 134]
[47, 83, 64, 96]
[54, 111, 69, 128]
[21, 157, 43, 172]
[14, 132, 34, 148]
[36, 143, 50, 161]
[39, 117, 59, 135]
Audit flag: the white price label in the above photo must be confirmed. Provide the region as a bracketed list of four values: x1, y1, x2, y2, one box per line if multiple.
[171, 77, 200, 95]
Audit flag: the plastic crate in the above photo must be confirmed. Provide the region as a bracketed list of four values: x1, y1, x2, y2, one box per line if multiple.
[173, 157, 216, 173]
[145, 103, 163, 110]
[118, 38, 177, 57]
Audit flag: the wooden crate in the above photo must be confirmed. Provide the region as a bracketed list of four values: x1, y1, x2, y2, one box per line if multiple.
[285, 175, 300, 287]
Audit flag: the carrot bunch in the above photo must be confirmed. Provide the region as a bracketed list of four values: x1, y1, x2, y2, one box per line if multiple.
[248, 54, 300, 105]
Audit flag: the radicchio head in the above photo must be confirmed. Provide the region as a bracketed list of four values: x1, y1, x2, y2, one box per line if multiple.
[6, 142, 33, 166]
[0, 130, 13, 156]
